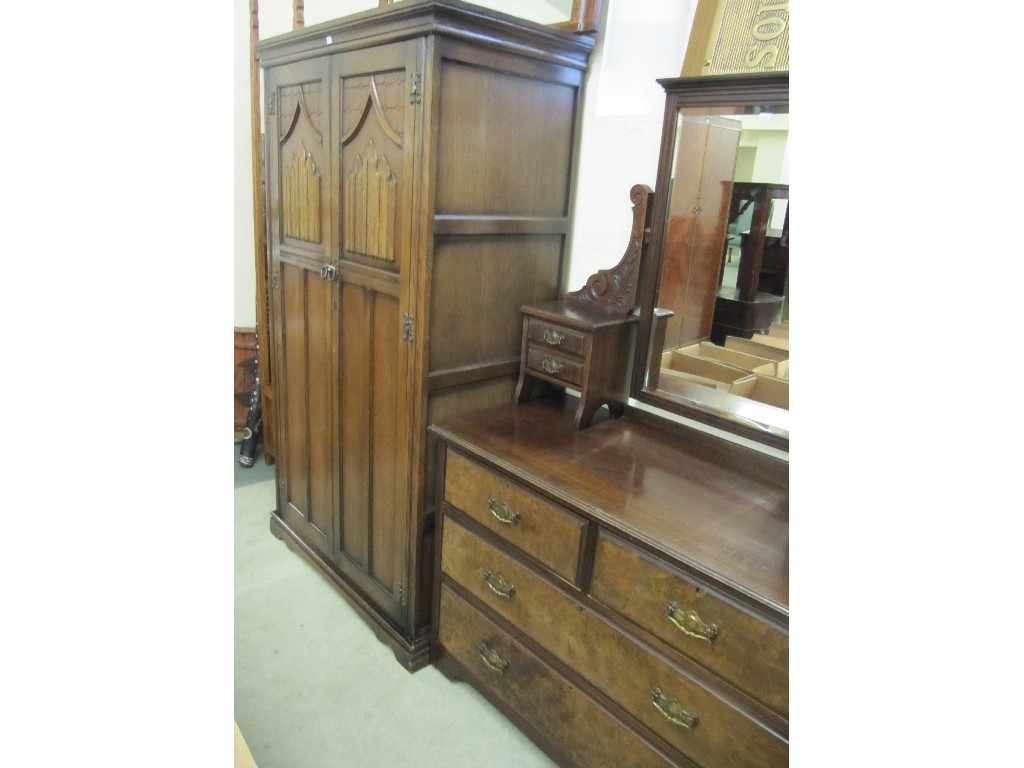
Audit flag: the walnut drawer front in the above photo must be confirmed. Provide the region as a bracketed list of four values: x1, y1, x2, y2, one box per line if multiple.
[525, 345, 584, 387]
[441, 518, 788, 768]
[590, 533, 789, 719]
[526, 318, 587, 357]
[443, 450, 585, 582]
[437, 585, 678, 768]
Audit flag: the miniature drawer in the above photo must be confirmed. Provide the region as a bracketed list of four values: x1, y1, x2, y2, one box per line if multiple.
[441, 519, 788, 768]
[526, 318, 587, 357]
[525, 345, 584, 387]
[443, 450, 585, 583]
[590, 533, 789, 719]
[436, 585, 677, 768]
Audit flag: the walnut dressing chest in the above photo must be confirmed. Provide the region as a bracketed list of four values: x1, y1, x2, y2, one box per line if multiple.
[430, 397, 789, 768]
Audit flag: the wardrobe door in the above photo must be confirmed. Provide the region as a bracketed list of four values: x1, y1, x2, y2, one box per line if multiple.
[659, 115, 740, 348]
[266, 59, 337, 560]
[329, 40, 421, 623]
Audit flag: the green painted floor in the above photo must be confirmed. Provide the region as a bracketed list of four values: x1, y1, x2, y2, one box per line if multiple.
[233, 444, 558, 768]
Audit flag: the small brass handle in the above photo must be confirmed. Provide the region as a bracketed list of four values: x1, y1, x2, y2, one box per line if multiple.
[320, 263, 338, 281]
[652, 687, 698, 729]
[483, 569, 516, 599]
[478, 642, 509, 674]
[487, 498, 521, 526]
[542, 329, 566, 346]
[541, 358, 564, 375]
[667, 602, 719, 643]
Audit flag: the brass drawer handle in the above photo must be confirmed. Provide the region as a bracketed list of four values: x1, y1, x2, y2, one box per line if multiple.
[541, 358, 564, 375]
[542, 329, 566, 346]
[483, 569, 516, 599]
[487, 498, 521, 526]
[667, 602, 719, 643]
[478, 642, 509, 674]
[652, 687, 699, 729]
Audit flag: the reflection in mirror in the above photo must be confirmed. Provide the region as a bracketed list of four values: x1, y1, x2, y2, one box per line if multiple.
[634, 74, 789, 449]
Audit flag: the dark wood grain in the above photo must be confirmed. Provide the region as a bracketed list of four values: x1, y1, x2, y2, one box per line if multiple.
[440, 518, 787, 768]
[260, 1, 594, 669]
[431, 397, 789, 618]
[436, 584, 680, 768]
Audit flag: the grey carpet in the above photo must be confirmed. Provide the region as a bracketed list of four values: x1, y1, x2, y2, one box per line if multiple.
[234, 450, 557, 768]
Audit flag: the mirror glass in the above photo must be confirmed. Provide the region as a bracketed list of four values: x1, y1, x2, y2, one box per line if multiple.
[635, 75, 789, 449]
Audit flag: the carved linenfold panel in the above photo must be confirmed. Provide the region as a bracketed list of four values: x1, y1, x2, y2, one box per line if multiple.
[283, 140, 322, 243]
[344, 140, 396, 263]
[341, 72, 405, 146]
[565, 184, 654, 316]
[278, 82, 324, 141]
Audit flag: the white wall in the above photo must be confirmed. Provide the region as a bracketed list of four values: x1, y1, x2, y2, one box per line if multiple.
[234, 0, 696, 327]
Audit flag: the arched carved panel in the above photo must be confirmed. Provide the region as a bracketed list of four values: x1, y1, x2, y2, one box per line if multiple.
[339, 67, 406, 267]
[283, 140, 322, 243]
[344, 140, 396, 263]
[278, 82, 324, 142]
[341, 72, 404, 146]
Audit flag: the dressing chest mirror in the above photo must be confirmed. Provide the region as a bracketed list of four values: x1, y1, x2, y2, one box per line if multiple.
[632, 72, 790, 451]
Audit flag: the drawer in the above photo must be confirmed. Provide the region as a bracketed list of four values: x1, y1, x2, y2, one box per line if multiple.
[441, 518, 788, 768]
[443, 450, 585, 583]
[590, 533, 789, 719]
[526, 318, 587, 357]
[525, 345, 583, 387]
[437, 585, 678, 768]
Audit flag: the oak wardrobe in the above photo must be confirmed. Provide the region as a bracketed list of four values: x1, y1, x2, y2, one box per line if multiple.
[256, 0, 593, 668]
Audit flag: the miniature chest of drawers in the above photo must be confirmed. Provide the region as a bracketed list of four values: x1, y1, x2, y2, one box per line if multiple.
[515, 301, 639, 429]
[429, 398, 789, 768]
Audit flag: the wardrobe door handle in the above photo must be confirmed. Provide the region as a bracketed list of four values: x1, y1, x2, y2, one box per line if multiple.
[652, 687, 699, 729]
[483, 569, 516, 599]
[667, 602, 719, 643]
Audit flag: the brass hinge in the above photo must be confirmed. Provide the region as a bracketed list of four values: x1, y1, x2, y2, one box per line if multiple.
[402, 313, 414, 342]
[397, 582, 407, 607]
[410, 72, 422, 104]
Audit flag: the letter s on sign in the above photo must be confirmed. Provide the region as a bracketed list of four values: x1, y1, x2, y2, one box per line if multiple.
[745, 44, 778, 69]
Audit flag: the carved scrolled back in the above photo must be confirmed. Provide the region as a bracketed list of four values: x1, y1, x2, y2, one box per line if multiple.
[564, 183, 654, 316]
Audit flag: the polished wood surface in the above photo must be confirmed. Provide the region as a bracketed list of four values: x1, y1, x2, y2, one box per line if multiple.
[436, 585, 677, 768]
[436, 398, 788, 613]
[443, 450, 586, 583]
[258, 1, 594, 668]
[431, 397, 789, 767]
[441, 518, 786, 768]
[590, 532, 788, 718]
[515, 302, 639, 429]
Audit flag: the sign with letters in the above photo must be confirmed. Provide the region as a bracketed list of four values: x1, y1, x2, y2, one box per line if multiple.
[681, 0, 789, 76]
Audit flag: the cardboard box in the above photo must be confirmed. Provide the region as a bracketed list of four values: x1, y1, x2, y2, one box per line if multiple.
[730, 374, 789, 410]
[678, 341, 777, 376]
[748, 333, 788, 351]
[662, 350, 753, 390]
[724, 336, 790, 363]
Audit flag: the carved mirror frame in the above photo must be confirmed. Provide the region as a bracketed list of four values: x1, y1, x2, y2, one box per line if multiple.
[631, 72, 789, 451]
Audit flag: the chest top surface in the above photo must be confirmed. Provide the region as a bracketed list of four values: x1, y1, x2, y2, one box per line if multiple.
[430, 397, 789, 621]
